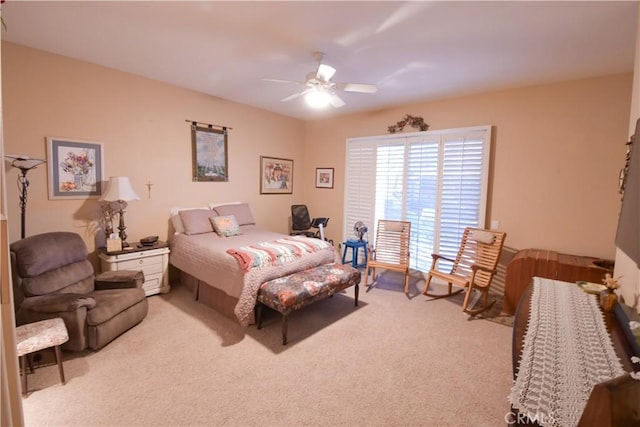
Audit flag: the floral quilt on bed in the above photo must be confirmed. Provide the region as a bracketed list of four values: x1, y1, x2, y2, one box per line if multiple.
[226, 236, 332, 273]
[227, 236, 338, 325]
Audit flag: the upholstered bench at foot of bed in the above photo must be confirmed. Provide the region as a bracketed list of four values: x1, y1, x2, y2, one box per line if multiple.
[256, 263, 361, 345]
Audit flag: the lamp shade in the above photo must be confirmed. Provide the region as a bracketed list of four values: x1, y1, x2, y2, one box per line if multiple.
[100, 176, 140, 202]
[5, 155, 46, 171]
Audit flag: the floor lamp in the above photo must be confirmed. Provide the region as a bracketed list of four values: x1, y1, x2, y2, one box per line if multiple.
[99, 176, 140, 247]
[5, 155, 46, 239]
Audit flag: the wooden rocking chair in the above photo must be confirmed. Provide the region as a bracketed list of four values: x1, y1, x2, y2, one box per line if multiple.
[422, 227, 506, 315]
[364, 220, 412, 294]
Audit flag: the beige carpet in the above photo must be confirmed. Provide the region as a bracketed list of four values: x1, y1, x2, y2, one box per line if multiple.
[20, 271, 514, 426]
[368, 270, 515, 327]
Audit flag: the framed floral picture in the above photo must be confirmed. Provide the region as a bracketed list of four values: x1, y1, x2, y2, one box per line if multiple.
[260, 156, 293, 194]
[46, 137, 104, 199]
[315, 167, 334, 189]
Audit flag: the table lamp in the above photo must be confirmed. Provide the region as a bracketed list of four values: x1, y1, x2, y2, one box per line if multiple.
[99, 176, 140, 247]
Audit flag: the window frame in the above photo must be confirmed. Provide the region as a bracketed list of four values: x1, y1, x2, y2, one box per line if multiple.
[343, 125, 492, 272]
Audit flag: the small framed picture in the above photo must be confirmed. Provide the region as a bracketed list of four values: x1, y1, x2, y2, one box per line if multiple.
[315, 168, 334, 189]
[260, 156, 293, 194]
[46, 137, 104, 200]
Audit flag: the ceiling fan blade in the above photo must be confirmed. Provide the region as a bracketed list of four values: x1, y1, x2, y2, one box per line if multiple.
[263, 78, 305, 85]
[316, 64, 336, 82]
[281, 88, 312, 102]
[329, 93, 346, 108]
[281, 92, 303, 102]
[336, 83, 378, 93]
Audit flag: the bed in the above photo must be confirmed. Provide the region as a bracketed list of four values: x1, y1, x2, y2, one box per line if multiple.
[168, 202, 338, 325]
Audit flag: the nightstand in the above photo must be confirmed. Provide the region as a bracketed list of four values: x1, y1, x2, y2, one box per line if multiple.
[99, 241, 170, 296]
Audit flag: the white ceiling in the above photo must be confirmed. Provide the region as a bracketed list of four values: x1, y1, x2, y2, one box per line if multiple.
[1, 1, 638, 121]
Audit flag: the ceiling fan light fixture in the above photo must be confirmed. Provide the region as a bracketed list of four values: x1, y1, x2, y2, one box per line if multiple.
[304, 88, 331, 109]
[268, 51, 376, 109]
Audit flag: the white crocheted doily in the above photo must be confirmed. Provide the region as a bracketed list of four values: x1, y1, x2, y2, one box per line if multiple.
[509, 277, 625, 427]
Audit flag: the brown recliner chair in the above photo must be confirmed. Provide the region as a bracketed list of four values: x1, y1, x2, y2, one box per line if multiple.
[10, 232, 149, 351]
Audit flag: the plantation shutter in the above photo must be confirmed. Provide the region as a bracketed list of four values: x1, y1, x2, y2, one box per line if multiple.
[374, 143, 405, 222]
[406, 137, 440, 270]
[436, 129, 490, 271]
[344, 126, 491, 272]
[344, 141, 376, 242]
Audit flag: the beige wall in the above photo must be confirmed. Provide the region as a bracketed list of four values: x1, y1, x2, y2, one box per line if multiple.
[1, 42, 634, 264]
[614, 4, 640, 310]
[303, 74, 632, 259]
[2, 42, 305, 257]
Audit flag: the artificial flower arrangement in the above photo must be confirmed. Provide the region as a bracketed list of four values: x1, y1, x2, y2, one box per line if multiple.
[99, 202, 116, 239]
[602, 273, 620, 290]
[599, 273, 621, 312]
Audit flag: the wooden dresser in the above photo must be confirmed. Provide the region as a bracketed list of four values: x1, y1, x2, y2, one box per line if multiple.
[503, 249, 613, 314]
[512, 282, 640, 426]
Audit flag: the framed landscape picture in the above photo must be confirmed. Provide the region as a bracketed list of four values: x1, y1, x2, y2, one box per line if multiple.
[46, 137, 104, 200]
[260, 156, 293, 194]
[315, 167, 334, 189]
[191, 125, 228, 182]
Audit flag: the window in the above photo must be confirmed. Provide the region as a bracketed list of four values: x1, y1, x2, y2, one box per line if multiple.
[344, 126, 491, 272]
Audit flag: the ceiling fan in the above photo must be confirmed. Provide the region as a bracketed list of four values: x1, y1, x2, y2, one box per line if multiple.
[264, 52, 377, 108]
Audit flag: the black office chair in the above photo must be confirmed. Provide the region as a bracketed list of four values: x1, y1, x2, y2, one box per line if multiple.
[290, 205, 329, 240]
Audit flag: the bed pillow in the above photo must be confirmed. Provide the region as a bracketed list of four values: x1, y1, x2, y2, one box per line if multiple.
[211, 202, 256, 226]
[209, 202, 241, 209]
[178, 209, 217, 235]
[170, 207, 210, 234]
[210, 215, 242, 237]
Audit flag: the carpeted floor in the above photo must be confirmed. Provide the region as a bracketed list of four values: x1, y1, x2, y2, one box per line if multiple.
[368, 269, 514, 327]
[19, 270, 514, 426]
[444, 291, 514, 328]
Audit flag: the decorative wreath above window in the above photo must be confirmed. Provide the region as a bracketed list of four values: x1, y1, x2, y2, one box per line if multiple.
[387, 114, 429, 134]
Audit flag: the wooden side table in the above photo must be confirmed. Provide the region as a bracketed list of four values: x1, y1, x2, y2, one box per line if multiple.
[99, 241, 170, 296]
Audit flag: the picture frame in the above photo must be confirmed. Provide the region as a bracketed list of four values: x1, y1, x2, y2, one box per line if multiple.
[191, 125, 228, 182]
[260, 156, 293, 194]
[46, 137, 104, 200]
[315, 167, 334, 189]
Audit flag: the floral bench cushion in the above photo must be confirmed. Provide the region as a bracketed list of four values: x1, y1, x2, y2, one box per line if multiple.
[257, 263, 361, 315]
